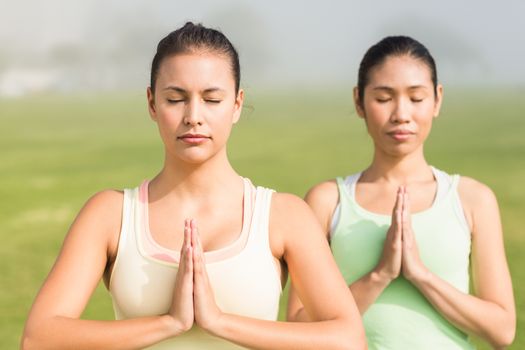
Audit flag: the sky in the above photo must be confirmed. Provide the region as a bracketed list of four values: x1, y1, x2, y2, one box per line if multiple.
[0, 0, 524, 94]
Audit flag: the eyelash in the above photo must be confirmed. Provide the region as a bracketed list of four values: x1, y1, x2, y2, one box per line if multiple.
[375, 98, 424, 103]
[166, 99, 221, 104]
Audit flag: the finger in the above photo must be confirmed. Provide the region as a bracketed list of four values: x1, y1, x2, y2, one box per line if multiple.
[190, 219, 199, 251]
[191, 220, 203, 274]
[404, 188, 411, 221]
[179, 220, 190, 270]
[183, 219, 191, 248]
[402, 189, 413, 246]
[185, 244, 193, 273]
[402, 189, 408, 224]
[193, 246, 208, 298]
[392, 187, 403, 239]
[179, 245, 193, 308]
[179, 220, 187, 267]
[190, 221, 212, 290]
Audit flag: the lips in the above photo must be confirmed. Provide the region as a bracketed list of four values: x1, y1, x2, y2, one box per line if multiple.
[387, 130, 415, 141]
[177, 133, 210, 145]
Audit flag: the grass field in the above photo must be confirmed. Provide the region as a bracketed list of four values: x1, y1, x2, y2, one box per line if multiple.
[1, 88, 523, 349]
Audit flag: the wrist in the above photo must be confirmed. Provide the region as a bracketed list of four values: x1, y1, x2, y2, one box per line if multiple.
[371, 268, 395, 287]
[162, 315, 192, 337]
[203, 312, 226, 337]
[406, 267, 432, 286]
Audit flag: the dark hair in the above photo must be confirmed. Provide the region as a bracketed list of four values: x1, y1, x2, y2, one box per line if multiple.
[150, 22, 241, 94]
[356, 36, 438, 106]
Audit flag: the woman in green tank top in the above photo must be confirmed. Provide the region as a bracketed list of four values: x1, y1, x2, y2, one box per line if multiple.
[287, 36, 515, 349]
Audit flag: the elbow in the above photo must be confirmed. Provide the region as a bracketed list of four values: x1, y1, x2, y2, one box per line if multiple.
[488, 315, 516, 349]
[20, 332, 38, 350]
[335, 334, 367, 350]
[334, 319, 367, 350]
[342, 335, 367, 350]
[20, 327, 50, 350]
[349, 330, 368, 350]
[490, 327, 515, 349]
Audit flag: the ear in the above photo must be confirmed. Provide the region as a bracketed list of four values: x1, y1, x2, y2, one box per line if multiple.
[433, 84, 443, 118]
[232, 89, 244, 124]
[147, 87, 157, 121]
[353, 87, 365, 119]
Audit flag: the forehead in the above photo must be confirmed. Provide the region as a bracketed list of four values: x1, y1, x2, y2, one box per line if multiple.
[367, 55, 433, 88]
[156, 52, 235, 90]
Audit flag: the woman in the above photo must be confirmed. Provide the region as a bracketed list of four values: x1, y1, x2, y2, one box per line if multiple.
[287, 36, 515, 349]
[21, 23, 365, 349]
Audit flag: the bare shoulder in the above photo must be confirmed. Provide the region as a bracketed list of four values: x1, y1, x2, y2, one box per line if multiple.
[68, 189, 124, 255]
[270, 192, 314, 224]
[304, 179, 339, 234]
[458, 176, 501, 236]
[78, 190, 124, 228]
[304, 179, 339, 207]
[269, 192, 326, 258]
[458, 176, 499, 209]
[83, 189, 123, 209]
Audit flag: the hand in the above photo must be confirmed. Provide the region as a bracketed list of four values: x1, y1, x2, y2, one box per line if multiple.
[190, 220, 223, 334]
[400, 188, 430, 283]
[374, 187, 403, 283]
[168, 219, 194, 334]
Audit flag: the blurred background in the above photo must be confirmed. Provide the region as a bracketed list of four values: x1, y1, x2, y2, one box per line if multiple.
[1, 0, 524, 95]
[1, 0, 523, 349]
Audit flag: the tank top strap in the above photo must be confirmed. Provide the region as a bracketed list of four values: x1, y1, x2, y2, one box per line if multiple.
[331, 174, 360, 236]
[245, 186, 274, 251]
[108, 187, 135, 290]
[449, 174, 471, 234]
[344, 173, 362, 199]
[451, 173, 460, 188]
[335, 176, 348, 201]
[120, 188, 135, 252]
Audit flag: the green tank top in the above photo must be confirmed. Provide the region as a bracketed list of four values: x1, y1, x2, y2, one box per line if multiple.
[331, 168, 475, 349]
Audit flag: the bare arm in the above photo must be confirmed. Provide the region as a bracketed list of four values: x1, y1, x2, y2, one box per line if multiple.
[192, 193, 366, 350]
[288, 182, 402, 318]
[20, 191, 190, 350]
[402, 178, 515, 348]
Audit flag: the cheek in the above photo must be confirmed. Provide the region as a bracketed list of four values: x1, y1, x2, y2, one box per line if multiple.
[363, 104, 389, 128]
[415, 103, 436, 126]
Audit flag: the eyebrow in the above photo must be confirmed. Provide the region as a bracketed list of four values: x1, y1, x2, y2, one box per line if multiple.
[162, 86, 226, 93]
[163, 86, 186, 93]
[372, 85, 429, 92]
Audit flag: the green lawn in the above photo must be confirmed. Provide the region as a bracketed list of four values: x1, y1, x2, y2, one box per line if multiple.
[1, 88, 523, 349]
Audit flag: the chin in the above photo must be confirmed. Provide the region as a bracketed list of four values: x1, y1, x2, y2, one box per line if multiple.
[180, 148, 220, 164]
[382, 142, 419, 157]
[180, 154, 214, 165]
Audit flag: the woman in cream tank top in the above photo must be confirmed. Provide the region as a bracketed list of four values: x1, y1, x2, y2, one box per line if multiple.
[110, 179, 280, 349]
[21, 23, 366, 349]
[287, 36, 515, 349]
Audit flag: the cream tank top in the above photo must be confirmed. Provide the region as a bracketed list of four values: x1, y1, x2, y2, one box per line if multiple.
[109, 178, 282, 349]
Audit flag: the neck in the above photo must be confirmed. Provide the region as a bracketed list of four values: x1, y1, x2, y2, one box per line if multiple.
[363, 146, 433, 185]
[150, 148, 241, 199]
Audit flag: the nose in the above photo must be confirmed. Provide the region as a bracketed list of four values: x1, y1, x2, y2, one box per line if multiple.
[183, 98, 203, 126]
[390, 97, 411, 124]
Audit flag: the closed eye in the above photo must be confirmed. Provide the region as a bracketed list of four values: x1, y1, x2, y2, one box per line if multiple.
[167, 99, 184, 104]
